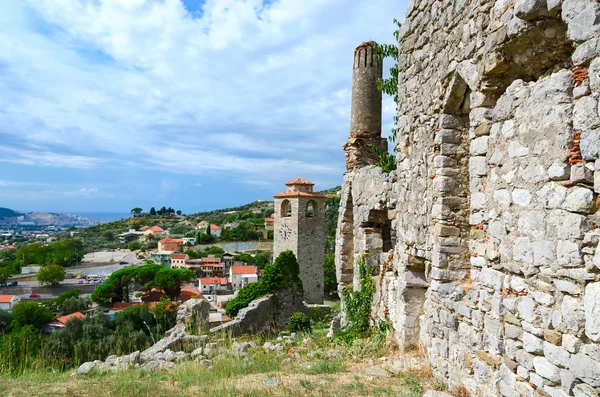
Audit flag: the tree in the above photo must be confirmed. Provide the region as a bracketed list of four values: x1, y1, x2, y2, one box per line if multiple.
[37, 264, 65, 286]
[324, 254, 337, 296]
[0, 267, 10, 285]
[176, 210, 182, 216]
[0, 309, 12, 332]
[130, 207, 143, 217]
[206, 224, 211, 235]
[255, 252, 269, 270]
[11, 300, 54, 329]
[154, 268, 194, 299]
[60, 297, 91, 315]
[149, 207, 157, 216]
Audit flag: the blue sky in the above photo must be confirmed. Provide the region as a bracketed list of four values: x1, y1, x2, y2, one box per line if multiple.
[0, 0, 408, 214]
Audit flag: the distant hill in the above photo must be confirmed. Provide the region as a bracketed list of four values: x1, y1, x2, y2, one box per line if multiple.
[0, 207, 22, 219]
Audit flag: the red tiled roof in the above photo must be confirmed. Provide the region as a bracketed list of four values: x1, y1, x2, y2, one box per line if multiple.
[221, 315, 232, 321]
[231, 265, 256, 275]
[139, 226, 150, 231]
[56, 312, 85, 325]
[265, 217, 274, 222]
[210, 224, 221, 230]
[0, 295, 16, 303]
[273, 191, 327, 198]
[112, 302, 160, 311]
[149, 226, 164, 232]
[180, 288, 204, 301]
[202, 257, 221, 264]
[285, 178, 314, 185]
[159, 238, 184, 243]
[199, 277, 228, 285]
[171, 254, 187, 259]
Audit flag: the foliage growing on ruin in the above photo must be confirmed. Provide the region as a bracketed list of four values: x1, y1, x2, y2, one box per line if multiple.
[225, 250, 303, 317]
[369, 144, 397, 173]
[337, 256, 376, 344]
[371, 19, 402, 172]
[288, 312, 311, 333]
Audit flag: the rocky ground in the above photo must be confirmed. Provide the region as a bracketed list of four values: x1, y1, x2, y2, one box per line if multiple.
[1, 328, 453, 397]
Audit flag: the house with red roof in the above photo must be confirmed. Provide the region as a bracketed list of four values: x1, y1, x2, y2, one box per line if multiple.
[0, 295, 20, 312]
[143, 225, 166, 236]
[158, 237, 184, 252]
[170, 253, 189, 268]
[45, 312, 86, 333]
[198, 277, 229, 294]
[229, 265, 258, 289]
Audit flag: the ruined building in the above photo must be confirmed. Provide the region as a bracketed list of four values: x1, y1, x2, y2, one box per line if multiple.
[335, 1, 600, 396]
[273, 178, 326, 304]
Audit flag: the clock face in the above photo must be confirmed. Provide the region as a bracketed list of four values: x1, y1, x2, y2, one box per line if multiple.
[279, 224, 292, 241]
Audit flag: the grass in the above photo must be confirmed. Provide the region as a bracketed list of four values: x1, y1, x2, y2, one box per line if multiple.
[1, 328, 439, 397]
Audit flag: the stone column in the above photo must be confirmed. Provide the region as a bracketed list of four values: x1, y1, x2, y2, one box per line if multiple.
[344, 41, 387, 171]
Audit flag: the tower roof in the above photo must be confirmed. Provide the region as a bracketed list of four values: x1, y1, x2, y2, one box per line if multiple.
[273, 191, 327, 199]
[285, 178, 314, 186]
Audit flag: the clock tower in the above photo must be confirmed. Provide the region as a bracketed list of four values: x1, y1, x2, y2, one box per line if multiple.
[273, 178, 327, 304]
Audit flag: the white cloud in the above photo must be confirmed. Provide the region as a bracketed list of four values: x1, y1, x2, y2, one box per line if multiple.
[0, 0, 406, 189]
[65, 187, 101, 197]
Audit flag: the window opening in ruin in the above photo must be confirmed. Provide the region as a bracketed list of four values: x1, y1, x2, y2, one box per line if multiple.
[281, 200, 292, 217]
[305, 200, 315, 218]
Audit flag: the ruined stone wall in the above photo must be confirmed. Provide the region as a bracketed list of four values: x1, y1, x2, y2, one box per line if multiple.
[336, 0, 600, 395]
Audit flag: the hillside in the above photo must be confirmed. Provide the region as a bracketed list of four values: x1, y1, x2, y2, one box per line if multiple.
[0, 207, 21, 219]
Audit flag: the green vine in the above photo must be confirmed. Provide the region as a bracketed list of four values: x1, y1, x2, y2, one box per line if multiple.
[370, 19, 402, 170]
[337, 256, 376, 344]
[369, 144, 397, 173]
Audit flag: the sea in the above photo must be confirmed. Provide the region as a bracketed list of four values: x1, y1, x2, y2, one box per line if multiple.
[71, 212, 131, 224]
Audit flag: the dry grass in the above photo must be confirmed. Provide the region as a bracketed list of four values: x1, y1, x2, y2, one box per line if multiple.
[1, 331, 438, 397]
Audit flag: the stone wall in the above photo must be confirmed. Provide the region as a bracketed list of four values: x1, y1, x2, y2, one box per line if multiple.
[336, 0, 600, 395]
[210, 286, 309, 337]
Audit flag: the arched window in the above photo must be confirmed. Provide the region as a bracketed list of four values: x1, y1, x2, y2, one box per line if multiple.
[281, 200, 292, 217]
[305, 200, 316, 218]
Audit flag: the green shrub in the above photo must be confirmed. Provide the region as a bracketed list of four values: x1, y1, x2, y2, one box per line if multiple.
[288, 312, 311, 333]
[225, 250, 303, 317]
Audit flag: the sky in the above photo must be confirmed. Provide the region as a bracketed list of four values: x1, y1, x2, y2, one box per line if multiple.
[0, 0, 408, 214]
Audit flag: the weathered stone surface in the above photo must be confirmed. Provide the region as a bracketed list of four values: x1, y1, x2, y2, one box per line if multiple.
[584, 283, 600, 342]
[533, 356, 561, 382]
[77, 362, 96, 375]
[570, 353, 600, 386]
[335, 3, 600, 395]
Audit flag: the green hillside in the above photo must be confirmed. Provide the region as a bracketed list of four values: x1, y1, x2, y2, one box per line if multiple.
[0, 207, 21, 219]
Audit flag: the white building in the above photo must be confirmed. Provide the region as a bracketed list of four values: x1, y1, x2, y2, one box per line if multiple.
[198, 277, 229, 294]
[229, 265, 258, 289]
[183, 237, 196, 246]
[0, 295, 20, 312]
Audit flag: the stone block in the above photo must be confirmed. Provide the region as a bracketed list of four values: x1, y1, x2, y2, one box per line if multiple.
[514, 237, 534, 264]
[556, 240, 583, 267]
[560, 369, 575, 394]
[544, 329, 562, 346]
[562, 334, 582, 354]
[508, 140, 529, 157]
[533, 356, 561, 382]
[537, 184, 567, 209]
[570, 353, 600, 387]
[470, 136, 489, 155]
[581, 129, 600, 161]
[512, 189, 532, 207]
[515, 349, 535, 370]
[523, 332, 544, 354]
[584, 282, 600, 342]
[573, 38, 600, 66]
[590, 57, 600, 92]
[572, 383, 599, 397]
[567, 3, 600, 43]
[514, 0, 548, 19]
[562, 187, 594, 213]
[469, 156, 487, 176]
[570, 163, 594, 183]
[555, 279, 582, 295]
[543, 341, 571, 368]
[533, 240, 555, 266]
[562, 295, 585, 332]
[548, 163, 570, 181]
